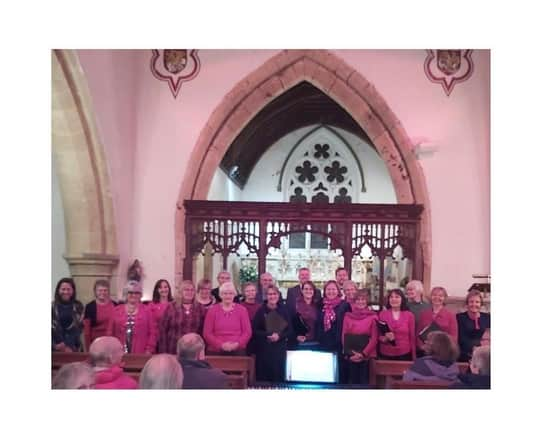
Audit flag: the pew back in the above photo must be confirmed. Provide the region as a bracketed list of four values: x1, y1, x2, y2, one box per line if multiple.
[369, 359, 469, 387]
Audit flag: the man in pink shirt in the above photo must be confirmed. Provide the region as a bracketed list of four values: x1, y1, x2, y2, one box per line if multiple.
[90, 336, 137, 389]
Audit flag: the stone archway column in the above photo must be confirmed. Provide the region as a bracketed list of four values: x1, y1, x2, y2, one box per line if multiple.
[65, 254, 120, 301]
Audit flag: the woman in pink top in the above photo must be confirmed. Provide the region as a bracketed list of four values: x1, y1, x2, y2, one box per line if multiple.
[203, 281, 252, 355]
[148, 279, 173, 349]
[342, 289, 378, 384]
[378, 288, 416, 360]
[83, 279, 117, 351]
[110, 281, 157, 354]
[417, 286, 458, 355]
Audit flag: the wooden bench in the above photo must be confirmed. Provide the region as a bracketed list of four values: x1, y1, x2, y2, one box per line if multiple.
[388, 379, 452, 389]
[369, 359, 469, 388]
[52, 352, 255, 388]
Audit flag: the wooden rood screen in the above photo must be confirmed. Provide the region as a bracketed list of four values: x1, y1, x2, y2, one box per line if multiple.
[183, 201, 423, 305]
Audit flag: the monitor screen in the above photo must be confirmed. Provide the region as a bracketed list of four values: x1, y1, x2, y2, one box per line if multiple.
[285, 350, 338, 384]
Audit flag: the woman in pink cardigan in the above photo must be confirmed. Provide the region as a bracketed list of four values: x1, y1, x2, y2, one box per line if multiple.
[341, 289, 378, 384]
[110, 281, 156, 354]
[378, 288, 416, 360]
[417, 286, 458, 356]
[203, 281, 252, 355]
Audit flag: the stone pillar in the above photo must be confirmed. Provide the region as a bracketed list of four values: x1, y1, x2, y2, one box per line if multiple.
[65, 253, 119, 302]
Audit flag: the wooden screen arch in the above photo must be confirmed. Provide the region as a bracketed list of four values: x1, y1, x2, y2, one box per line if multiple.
[175, 49, 432, 290]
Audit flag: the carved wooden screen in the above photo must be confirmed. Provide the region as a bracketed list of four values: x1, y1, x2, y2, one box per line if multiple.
[183, 201, 423, 304]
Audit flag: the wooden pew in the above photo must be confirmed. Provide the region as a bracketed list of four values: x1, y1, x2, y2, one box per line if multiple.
[389, 379, 451, 389]
[52, 352, 254, 389]
[369, 359, 469, 387]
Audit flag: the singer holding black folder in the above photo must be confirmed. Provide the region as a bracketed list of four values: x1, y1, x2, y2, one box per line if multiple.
[252, 285, 292, 382]
[341, 289, 378, 384]
[377, 288, 416, 360]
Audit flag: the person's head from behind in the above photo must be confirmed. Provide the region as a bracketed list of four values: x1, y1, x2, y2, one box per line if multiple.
[470, 345, 490, 375]
[424, 331, 459, 363]
[152, 279, 173, 302]
[90, 336, 124, 368]
[219, 281, 237, 305]
[480, 328, 490, 347]
[52, 362, 95, 389]
[93, 279, 110, 303]
[217, 271, 231, 286]
[405, 280, 423, 303]
[335, 267, 348, 284]
[298, 267, 311, 284]
[386, 288, 409, 311]
[242, 282, 257, 302]
[139, 354, 183, 389]
[55, 277, 77, 304]
[177, 333, 205, 361]
[342, 280, 358, 302]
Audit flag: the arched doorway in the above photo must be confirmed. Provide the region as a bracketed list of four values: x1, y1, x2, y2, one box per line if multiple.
[175, 49, 432, 291]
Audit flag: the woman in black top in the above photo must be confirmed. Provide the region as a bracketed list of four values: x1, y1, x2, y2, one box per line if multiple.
[52, 277, 84, 352]
[456, 290, 490, 362]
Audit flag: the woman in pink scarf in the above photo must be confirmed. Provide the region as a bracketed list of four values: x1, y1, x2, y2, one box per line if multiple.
[317, 280, 350, 354]
[341, 289, 378, 384]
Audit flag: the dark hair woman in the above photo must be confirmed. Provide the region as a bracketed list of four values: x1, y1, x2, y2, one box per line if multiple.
[52, 277, 84, 352]
[377, 288, 416, 361]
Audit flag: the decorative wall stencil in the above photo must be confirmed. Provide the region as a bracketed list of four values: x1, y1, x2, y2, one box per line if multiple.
[424, 50, 474, 96]
[150, 49, 201, 98]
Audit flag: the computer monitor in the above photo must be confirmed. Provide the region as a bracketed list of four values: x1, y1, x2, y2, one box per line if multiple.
[285, 350, 339, 384]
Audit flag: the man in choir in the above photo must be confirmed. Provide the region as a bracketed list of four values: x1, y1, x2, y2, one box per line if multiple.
[286, 267, 320, 311]
[335, 267, 349, 291]
[211, 270, 240, 303]
[177, 333, 228, 389]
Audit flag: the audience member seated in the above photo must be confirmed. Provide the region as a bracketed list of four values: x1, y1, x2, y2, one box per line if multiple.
[203, 281, 252, 355]
[158, 280, 205, 354]
[456, 290, 490, 362]
[177, 333, 228, 389]
[342, 280, 358, 307]
[341, 289, 378, 385]
[84, 279, 117, 352]
[289, 280, 321, 350]
[196, 278, 216, 308]
[139, 354, 184, 389]
[378, 288, 416, 361]
[90, 336, 137, 389]
[405, 280, 430, 326]
[52, 277, 84, 352]
[252, 285, 292, 382]
[110, 281, 156, 354]
[403, 331, 459, 383]
[148, 279, 173, 347]
[417, 286, 458, 356]
[451, 345, 490, 389]
[52, 362, 95, 389]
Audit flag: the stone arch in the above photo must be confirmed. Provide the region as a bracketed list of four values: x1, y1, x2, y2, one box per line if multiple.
[175, 49, 432, 289]
[52, 50, 119, 297]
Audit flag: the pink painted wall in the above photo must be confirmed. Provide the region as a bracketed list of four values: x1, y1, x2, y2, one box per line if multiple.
[72, 49, 490, 298]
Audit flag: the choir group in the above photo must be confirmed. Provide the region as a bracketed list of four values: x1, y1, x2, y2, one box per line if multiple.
[52, 267, 490, 388]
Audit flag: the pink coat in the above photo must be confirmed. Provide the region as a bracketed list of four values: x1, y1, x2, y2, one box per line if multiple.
[110, 304, 157, 354]
[417, 306, 458, 348]
[94, 365, 138, 389]
[148, 301, 170, 344]
[342, 312, 378, 358]
[378, 309, 416, 358]
[203, 303, 252, 352]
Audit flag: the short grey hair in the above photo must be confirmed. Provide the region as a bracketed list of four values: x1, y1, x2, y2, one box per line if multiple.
[406, 280, 424, 295]
[52, 362, 95, 389]
[139, 354, 183, 389]
[177, 333, 205, 360]
[471, 345, 490, 375]
[90, 336, 124, 367]
[219, 281, 238, 297]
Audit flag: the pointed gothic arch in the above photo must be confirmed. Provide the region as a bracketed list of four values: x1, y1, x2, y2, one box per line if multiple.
[175, 49, 432, 289]
[52, 50, 119, 297]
